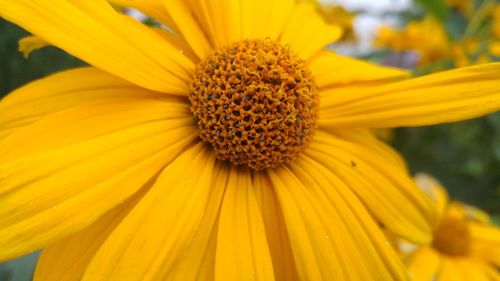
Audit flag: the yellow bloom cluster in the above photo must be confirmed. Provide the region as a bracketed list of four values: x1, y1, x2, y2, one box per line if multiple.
[378, 21, 496, 69]
[451, 38, 492, 67]
[376, 2, 500, 70]
[376, 17, 450, 66]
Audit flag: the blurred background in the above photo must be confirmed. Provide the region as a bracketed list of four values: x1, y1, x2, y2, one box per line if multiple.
[0, 0, 499, 280]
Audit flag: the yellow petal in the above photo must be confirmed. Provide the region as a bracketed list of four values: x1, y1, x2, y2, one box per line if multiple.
[182, 0, 241, 48]
[318, 84, 384, 113]
[414, 173, 449, 221]
[462, 205, 491, 223]
[472, 263, 500, 281]
[239, 0, 294, 41]
[323, 128, 407, 170]
[153, 28, 199, 63]
[18, 35, 49, 58]
[0, 98, 197, 261]
[1, 95, 191, 162]
[280, 3, 342, 61]
[405, 247, 441, 281]
[454, 259, 491, 281]
[81, 144, 217, 281]
[307, 130, 435, 244]
[109, 0, 176, 28]
[0, 67, 169, 140]
[438, 258, 467, 281]
[167, 0, 293, 51]
[309, 51, 410, 89]
[118, 13, 200, 63]
[0, 0, 194, 94]
[319, 63, 500, 128]
[268, 165, 408, 281]
[469, 222, 500, 267]
[163, 161, 228, 281]
[267, 167, 339, 281]
[162, 0, 213, 59]
[291, 156, 409, 281]
[252, 171, 300, 281]
[443, 202, 472, 222]
[33, 187, 146, 281]
[491, 42, 500, 56]
[215, 166, 275, 281]
[469, 221, 500, 244]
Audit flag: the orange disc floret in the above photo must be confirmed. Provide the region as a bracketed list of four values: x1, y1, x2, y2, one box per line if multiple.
[189, 39, 319, 170]
[432, 216, 471, 256]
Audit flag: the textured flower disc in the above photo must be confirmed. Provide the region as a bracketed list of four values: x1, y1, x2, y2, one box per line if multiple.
[189, 39, 319, 170]
[432, 216, 471, 255]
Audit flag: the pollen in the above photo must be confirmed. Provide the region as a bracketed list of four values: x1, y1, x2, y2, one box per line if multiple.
[189, 39, 319, 170]
[432, 216, 471, 256]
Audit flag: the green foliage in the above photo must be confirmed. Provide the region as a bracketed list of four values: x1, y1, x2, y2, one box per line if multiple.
[0, 19, 84, 96]
[0, 254, 39, 281]
[414, 0, 450, 22]
[445, 10, 469, 40]
[393, 114, 500, 214]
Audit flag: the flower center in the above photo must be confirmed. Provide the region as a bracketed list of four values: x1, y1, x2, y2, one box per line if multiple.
[432, 216, 471, 256]
[189, 39, 319, 170]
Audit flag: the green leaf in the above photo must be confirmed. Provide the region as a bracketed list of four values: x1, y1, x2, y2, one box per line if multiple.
[0, 19, 84, 97]
[445, 10, 468, 40]
[415, 0, 449, 22]
[0, 253, 39, 281]
[492, 215, 500, 226]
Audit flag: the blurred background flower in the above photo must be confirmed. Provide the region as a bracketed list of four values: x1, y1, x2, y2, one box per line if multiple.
[375, 16, 450, 66]
[404, 174, 500, 280]
[1, 0, 499, 280]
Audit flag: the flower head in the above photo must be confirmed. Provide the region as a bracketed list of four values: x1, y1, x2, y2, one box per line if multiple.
[406, 174, 500, 280]
[0, 1, 500, 280]
[376, 17, 450, 65]
[189, 39, 319, 169]
[314, 3, 357, 41]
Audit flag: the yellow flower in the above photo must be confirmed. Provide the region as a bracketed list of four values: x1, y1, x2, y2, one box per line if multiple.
[314, 3, 356, 41]
[451, 39, 491, 67]
[0, 1, 500, 280]
[491, 41, 500, 56]
[406, 174, 500, 281]
[376, 17, 450, 65]
[376, 26, 405, 51]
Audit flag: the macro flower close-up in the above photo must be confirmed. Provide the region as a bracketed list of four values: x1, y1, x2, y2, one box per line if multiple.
[405, 174, 500, 281]
[0, 0, 500, 280]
